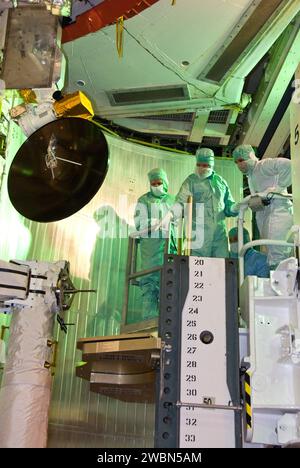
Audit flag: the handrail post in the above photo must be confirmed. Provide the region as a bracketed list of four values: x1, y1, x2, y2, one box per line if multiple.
[185, 195, 193, 256]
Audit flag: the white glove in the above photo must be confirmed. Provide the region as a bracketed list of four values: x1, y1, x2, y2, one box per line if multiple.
[231, 203, 240, 213]
[231, 195, 251, 213]
[240, 195, 251, 205]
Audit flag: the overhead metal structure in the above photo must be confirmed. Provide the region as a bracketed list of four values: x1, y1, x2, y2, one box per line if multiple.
[61, 0, 300, 151]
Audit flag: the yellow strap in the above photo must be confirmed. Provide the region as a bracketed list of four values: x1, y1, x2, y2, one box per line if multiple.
[92, 120, 121, 138]
[18, 89, 37, 104]
[116, 16, 124, 58]
[171, 0, 176, 5]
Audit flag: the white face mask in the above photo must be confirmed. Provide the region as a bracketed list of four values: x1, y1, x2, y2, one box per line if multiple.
[195, 167, 213, 179]
[230, 242, 238, 254]
[237, 159, 256, 174]
[151, 184, 165, 197]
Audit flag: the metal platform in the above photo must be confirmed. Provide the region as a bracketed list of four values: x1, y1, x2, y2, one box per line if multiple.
[76, 333, 161, 403]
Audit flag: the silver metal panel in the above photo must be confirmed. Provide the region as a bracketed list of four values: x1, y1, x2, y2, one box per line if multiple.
[1, 8, 59, 89]
[239, 17, 300, 148]
[201, 0, 283, 83]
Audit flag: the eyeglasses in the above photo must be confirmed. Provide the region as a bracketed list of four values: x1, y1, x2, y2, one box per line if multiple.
[150, 179, 163, 187]
[234, 158, 245, 164]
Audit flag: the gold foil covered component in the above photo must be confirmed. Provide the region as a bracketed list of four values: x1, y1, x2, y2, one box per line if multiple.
[18, 89, 37, 104]
[53, 91, 94, 120]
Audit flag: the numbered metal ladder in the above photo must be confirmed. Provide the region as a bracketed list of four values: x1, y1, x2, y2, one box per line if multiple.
[155, 254, 242, 448]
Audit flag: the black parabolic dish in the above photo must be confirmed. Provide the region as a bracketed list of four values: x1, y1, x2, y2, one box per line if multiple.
[8, 117, 109, 222]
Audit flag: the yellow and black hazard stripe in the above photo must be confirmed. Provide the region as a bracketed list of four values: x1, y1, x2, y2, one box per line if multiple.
[244, 372, 252, 429]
